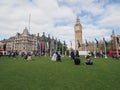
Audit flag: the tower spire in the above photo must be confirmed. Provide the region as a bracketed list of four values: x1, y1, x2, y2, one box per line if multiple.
[76, 16, 80, 24]
[29, 13, 31, 34]
[112, 30, 115, 37]
[74, 16, 82, 51]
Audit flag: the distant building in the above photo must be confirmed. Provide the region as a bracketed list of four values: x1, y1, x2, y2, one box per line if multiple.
[74, 17, 82, 51]
[36, 32, 58, 56]
[0, 41, 3, 50]
[0, 27, 60, 55]
[111, 30, 120, 50]
[74, 17, 120, 53]
[111, 30, 116, 50]
[82, 30, 120, 53]
[1, 27, 36, 53]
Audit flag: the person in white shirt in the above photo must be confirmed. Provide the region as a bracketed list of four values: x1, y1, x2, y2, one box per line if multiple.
[51, 52, 57, 61]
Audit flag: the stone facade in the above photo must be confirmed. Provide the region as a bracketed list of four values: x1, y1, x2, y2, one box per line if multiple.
[74, 17, 120, 53]
[0, 27, 60, 55]
[1, 27, 36, 53]
[74, 17, 82, 51]
[36, 32, 58, 56]
[111, 30, 120, 50]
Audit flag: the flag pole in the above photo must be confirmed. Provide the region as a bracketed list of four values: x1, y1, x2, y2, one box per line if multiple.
[69, 41, 72, 57]
[115, 37, 119, 56]
[29, 13, 31, 34]
[62, 43, 64, 57]
[94, 42, 96, 58]
[103, 40, 107, 58]
[70, 41, 72, 49]
[84, 45, 87, 57]
[95, 38, 98, 58]
[86, 45, 88, 55]
[86, 40, 89, 55]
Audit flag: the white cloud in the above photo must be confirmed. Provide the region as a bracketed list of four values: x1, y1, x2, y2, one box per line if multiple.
[97, 4, 120, 27]
[82, 24, 110, 42]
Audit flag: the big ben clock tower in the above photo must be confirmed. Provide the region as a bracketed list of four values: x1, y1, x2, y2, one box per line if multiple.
[74, 16, 82, 51]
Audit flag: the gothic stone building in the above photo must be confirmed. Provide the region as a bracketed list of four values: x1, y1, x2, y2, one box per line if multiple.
[111, 30, 120, 50]
[1, 27, 36, 53]
[74, 17, 82, 51]
[0, 27, 60, 55]
[36, 32, 58, 56]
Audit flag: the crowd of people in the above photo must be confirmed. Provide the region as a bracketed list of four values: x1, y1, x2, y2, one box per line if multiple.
[0, 50, 94, 65]
[50, 50, 94, 66]
[0, 51, 33, 61]
[1, 48, 120, 66]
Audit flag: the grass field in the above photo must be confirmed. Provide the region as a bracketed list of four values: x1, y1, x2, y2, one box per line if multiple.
[0, 56, 120, 90]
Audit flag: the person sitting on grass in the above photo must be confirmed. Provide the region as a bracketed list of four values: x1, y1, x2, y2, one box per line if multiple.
[56, 52, 61, 62]
[24, 53, 32, 61]
[27, 55, 32, 61]
[70, 50, 75, 60]
[51, 52, 57, 61]
[85, 54, 93, 65]
[74, 50, 80, 65]
[24, 54, 28, 60]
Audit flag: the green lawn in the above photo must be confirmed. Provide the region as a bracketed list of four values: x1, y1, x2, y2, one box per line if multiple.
[0, 56, 120, 90]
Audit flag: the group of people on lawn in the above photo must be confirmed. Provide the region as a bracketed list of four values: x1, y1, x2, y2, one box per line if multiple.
[51, 50, 93, 65]
[70, 50, 93, 65]
[51, 51, 61, 62]
[0, 49, 93, 64]
[24, 50, 93, 65]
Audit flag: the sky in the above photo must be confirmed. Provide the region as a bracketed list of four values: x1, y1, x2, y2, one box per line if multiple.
[0, 0, 120, 48]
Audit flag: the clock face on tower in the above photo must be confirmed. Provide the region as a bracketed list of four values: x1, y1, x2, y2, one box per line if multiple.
[75, 26, 80, 30]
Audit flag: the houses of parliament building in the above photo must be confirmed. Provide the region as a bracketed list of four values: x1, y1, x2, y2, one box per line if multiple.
[74, 17, 120, 52]
[0, 17, 120, 54]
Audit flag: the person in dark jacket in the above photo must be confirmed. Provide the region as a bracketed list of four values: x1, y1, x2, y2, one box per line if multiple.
[24, 54, 28, 60]
[85, 54, 93, 65]
[70, 51, 75, 60]
[74, 50, 80, 65]
[56, 52, 61, 62]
